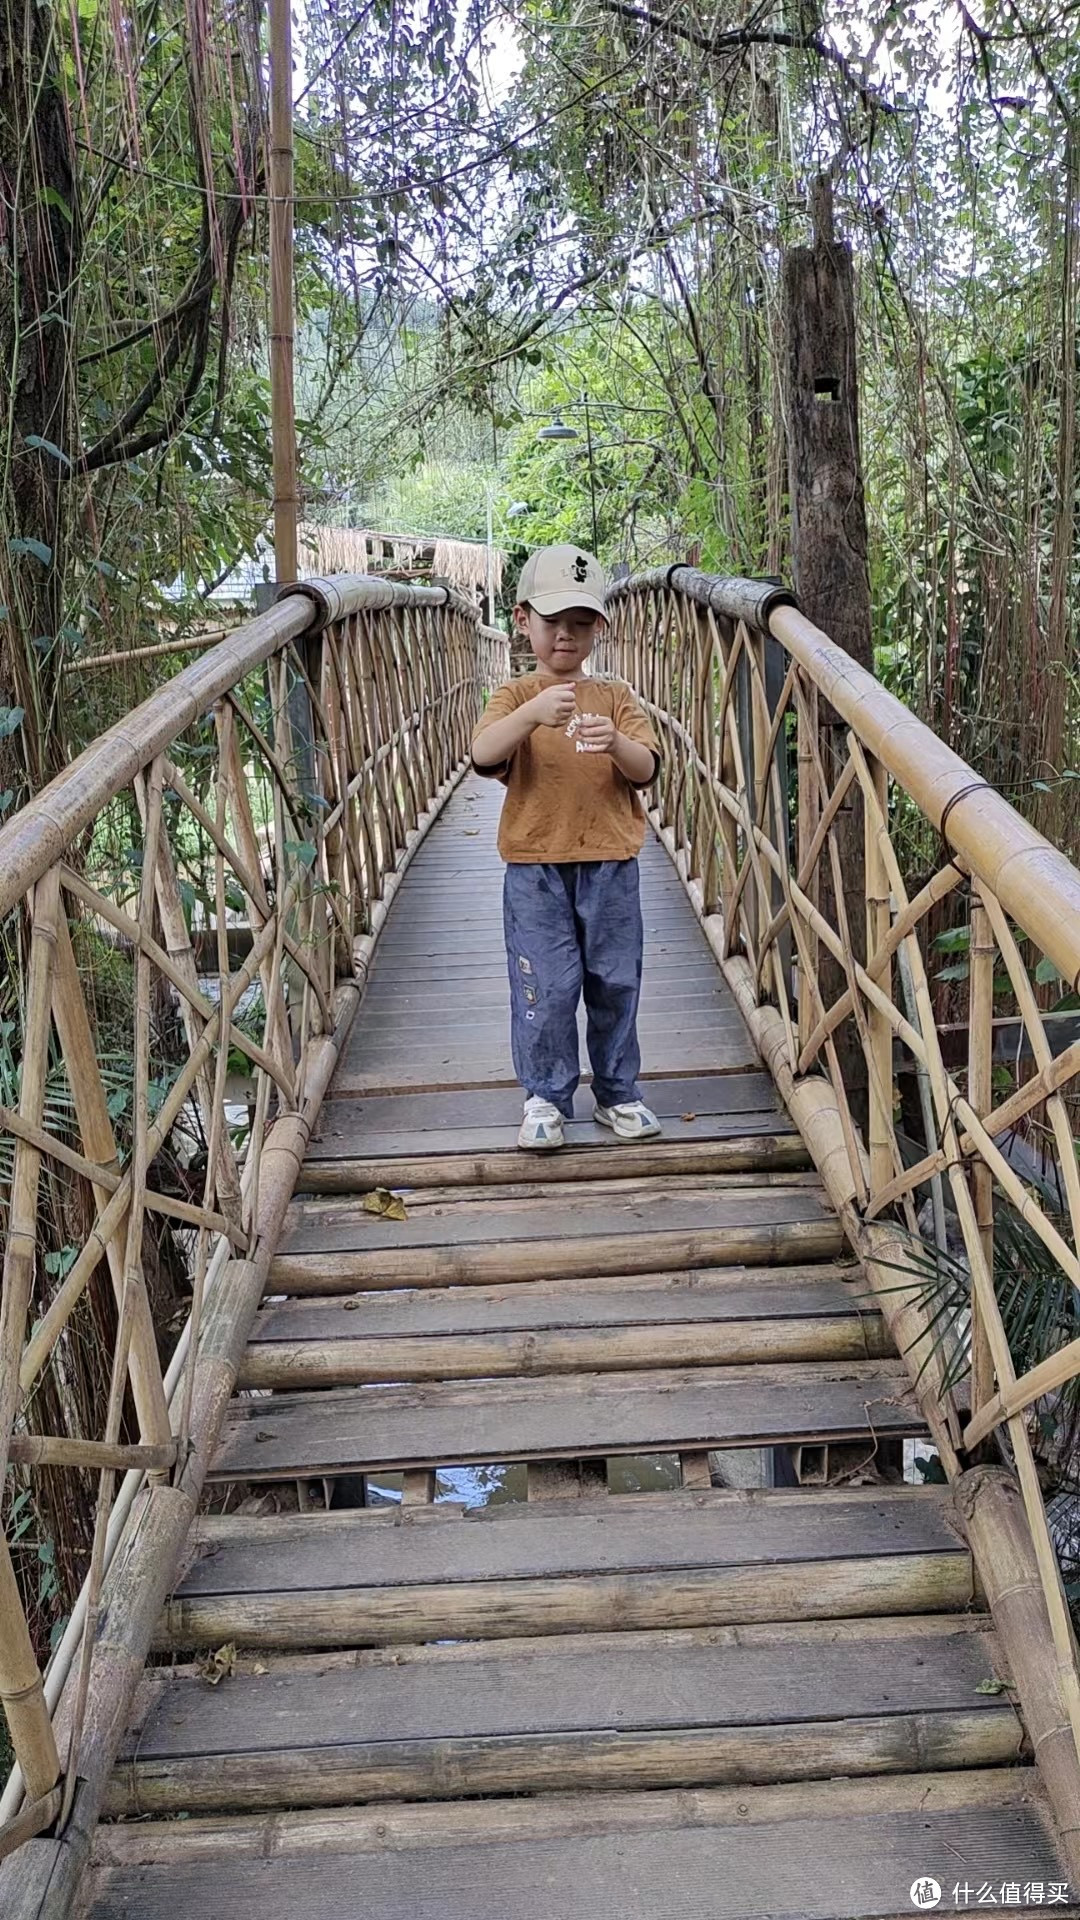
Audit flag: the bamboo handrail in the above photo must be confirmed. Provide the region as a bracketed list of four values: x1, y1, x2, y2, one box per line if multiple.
[601, 568, 1080, 1867]
[0, 574, 506, 1877]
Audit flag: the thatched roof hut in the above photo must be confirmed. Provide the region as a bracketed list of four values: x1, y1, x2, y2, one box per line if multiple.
[298, 524, 505, 601]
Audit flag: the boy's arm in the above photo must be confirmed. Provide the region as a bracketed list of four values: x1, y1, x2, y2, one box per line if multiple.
[610, 731, 659, 784]
[472, 683, 578, 771]
[578, 685, 660, 787]
[471, 700, 541, 769]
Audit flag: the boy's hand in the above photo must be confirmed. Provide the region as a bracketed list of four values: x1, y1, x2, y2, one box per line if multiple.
[530, 683, 578, 728]
[577, 713, 616, 754]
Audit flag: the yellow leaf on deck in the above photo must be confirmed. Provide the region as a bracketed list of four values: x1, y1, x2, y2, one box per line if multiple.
[198, 1642, 237, 1686]
[681, 1112, 697, 1123]
[362, 1187, 408, 1221]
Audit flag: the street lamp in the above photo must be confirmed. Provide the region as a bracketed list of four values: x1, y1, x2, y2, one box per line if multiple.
[536, 392, 599, 553]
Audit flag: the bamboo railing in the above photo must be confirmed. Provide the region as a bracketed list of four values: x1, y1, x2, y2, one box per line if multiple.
[0, 576, 508, 1870]
[601, 568, 1080, 1848]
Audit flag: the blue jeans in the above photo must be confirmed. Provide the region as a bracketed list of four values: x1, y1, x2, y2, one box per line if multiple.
[503, 860, 644, 1117]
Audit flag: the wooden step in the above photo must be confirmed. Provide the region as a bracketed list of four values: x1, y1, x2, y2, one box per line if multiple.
[157, 1486, 972, 1651]
[270, 1181, 843, 1291]
[238, 1264, 889, 1387]
[107, 1617, 1018, 1816]
[299, 1134, 809, 1193]
[87, 1772, 1074, 1920]
[306, 1072, 799, 1194]
[209, 1360, 925, 1482]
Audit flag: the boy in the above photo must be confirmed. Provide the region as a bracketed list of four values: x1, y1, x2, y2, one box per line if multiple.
[471, 543, 663, 1151]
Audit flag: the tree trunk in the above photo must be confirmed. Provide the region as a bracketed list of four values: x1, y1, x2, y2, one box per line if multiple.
[0, 0, 78, 796]
[782, 176, 873, 1127]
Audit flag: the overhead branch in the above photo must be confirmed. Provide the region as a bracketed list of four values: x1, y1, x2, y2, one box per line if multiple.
[78, 129, 262, 474]
[598, 0, 900, 117]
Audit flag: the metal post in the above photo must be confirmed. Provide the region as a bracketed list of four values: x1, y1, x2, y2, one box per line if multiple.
[582, 387, 599, 553]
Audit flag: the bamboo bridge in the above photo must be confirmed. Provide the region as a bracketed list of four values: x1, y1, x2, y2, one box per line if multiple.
[3, 570, 1080, 1918]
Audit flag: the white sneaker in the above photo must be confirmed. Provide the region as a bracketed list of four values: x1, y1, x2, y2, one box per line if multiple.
[518, 1096, 566, 1151]
[593, 1100, 662, 1141]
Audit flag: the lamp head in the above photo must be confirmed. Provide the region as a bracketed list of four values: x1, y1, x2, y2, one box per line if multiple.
[537, 417, 579, 442]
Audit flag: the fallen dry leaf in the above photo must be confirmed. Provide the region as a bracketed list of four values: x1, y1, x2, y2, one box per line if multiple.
[197, 1642, 237, 1687]
[681, 1112, 697, 1123]
[362, 1187, 408, 1221]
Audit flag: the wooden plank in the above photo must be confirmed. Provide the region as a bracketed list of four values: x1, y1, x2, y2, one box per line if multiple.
[239, 1265, 889, 1385]
[297, 1136, 812, 1194]
[85, 1764, 1065, 1860]
[278, 1186, 836, 1257]
[314, 1073, 789, 1137]
[122, 1618, 1006, 1759]
[335, 1043, 760, 1094]
[107, 1619, 1018, 1815]
[158, 1534, 975, 1649]
[176, 1485, 967, 1596]
[248, 1267, 875, 1343]
[396, 1172, 822, 1206]
[352, 999, 736, 1031]
[268, 1216, 844, 1289]
[84, 1787, 1072, 1920]
[236, 1314, 890, 1387]
[209, 1360, 924, 1480]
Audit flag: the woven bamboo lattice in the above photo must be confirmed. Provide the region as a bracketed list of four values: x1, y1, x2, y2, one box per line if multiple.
[0, 578, 509, 1857]
[600, 567, 1080, 1767]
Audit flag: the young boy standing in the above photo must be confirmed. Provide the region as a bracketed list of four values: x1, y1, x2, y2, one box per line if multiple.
[471, 544, 663, 1151]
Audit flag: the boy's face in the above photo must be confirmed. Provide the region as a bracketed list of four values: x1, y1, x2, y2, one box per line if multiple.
[514, 603, 606, 679]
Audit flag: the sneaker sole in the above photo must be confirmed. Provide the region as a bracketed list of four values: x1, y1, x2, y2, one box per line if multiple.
[593, 1112, 662, 1142]
[517, 1135, 565, 1152]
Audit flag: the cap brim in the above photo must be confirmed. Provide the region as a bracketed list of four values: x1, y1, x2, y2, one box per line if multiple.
[527, 591, 608, 619]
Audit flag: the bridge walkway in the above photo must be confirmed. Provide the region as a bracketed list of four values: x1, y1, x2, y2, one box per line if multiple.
[85, 776, 1069, 1920]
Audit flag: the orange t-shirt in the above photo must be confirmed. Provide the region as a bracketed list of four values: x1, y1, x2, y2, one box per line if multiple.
[472, 673, 660, 863]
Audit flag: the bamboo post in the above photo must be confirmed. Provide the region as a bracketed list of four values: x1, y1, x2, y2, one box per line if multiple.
[795, 675, 820, 1057]
[50, 914, 172, 1453]
[0, 1544, 59, 1805]
[716, 623, 740, 942]
[968, 886, 996, 1421]
[0, 865, 61, 1483]
[863, 752, 892, 1198]
[269, 0, 298, 584]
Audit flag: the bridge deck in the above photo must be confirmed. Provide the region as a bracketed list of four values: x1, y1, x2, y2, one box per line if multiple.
[87, 774, 1073, 1919]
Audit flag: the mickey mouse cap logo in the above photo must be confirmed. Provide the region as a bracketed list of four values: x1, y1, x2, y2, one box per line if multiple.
[514, 545, 608, 618]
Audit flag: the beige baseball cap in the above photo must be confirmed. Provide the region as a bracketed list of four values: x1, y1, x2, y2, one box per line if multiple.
[515, 544, 608, 619]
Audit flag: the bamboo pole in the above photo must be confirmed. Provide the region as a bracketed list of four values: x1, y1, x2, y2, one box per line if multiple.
[863, 753, 892, 1198]
[61, 632, 228, 673]
[968, 888, 996, 1422]
[0, 866, 61, 1486]
[0, 750, 468, 1883]
[0, 579, 480, 925]
[0, 1790, 62, 1866]
[49, 914, 172, 1452]
[269, 0, 297, 584]
[0, 984, 360, 1917]
[0, 1542, 59, 1804]
[6, 1438, 175, 1473]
